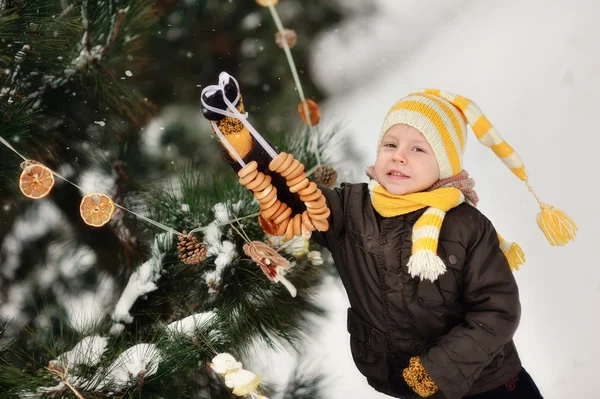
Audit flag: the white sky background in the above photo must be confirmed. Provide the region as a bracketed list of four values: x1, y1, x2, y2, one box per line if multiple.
[252, 0, 599, 398]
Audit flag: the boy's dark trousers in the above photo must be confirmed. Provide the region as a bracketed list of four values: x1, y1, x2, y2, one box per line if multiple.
[464, 368, 543, 398]
[390, 362, 543, 399]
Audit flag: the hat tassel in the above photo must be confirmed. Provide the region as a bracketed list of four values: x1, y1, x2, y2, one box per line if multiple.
[537, 203, 578, 246]
[525, 180, 577, 246]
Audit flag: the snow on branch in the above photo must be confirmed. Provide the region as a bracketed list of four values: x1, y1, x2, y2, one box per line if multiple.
[110, 233, 169, 327]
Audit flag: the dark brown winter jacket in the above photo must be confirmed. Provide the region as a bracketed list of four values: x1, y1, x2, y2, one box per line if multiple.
[227, 143, 523, 399]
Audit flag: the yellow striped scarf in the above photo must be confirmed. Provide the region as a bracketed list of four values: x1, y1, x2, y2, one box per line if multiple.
[369, 180, 527, 281]
[368, 180, 464, 281]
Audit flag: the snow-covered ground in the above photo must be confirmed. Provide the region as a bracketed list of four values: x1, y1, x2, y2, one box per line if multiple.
[263, 0, 598, 398]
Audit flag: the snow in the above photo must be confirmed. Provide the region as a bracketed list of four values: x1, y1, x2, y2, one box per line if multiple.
[214, 241, 236, 272]
[1, 201, 65, 280]
[24, 336, 109, 397]
[99, 343, 161, 389]
[4, 2, 597, 398]
[311, 0, 469, 95]
[202, 203, 239, 289]
[241, 11, 263, 31]
[302, 0, 600, 398]
[111, 233, 169, 324]
[166, 311, 218, 338]
[33, 342, 160, 395]
[266, 235, 308, 257]
[140, 111, 173, 157]
[78, 169, 115, 197]
[0, 282, 33, 328]
[54, 335, 108, 368]
[64, 277, 115, 334]
[0, 202, 68, 331]
[0, 199, 116, 337]
[307, 250, 323, 266]
[58, 246, 97, 278]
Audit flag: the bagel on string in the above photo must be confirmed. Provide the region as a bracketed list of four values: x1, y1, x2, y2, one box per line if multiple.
[202, 72, 330, 240]
[237, 154, 329, 240]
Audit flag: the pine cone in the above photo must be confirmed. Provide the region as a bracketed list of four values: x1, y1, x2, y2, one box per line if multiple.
[275, 29, 297, 49]
[313, 165, 337, 187]
[177, 231, 207, 265]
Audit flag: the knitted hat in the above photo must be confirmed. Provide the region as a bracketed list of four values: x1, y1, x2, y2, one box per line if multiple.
[378, 89, 534, 182]
[372, 89, 577, 279]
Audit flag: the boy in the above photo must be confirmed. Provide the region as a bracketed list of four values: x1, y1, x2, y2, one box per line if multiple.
[201, 75, 575, 398]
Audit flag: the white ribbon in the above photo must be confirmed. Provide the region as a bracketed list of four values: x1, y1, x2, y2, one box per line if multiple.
[201, 72, 279, 167]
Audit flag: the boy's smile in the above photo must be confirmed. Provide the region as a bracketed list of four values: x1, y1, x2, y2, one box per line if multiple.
[374, 124, 440, 195]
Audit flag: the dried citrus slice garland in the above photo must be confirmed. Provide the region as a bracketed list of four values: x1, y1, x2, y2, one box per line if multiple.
[80, 193, 115, 227]
[19, 162, 55, 199]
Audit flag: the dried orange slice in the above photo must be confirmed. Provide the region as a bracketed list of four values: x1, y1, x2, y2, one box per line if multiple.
[19, 163, 55, 199]
[80, 193, 115, 227]
[298, 99, 321, 126]
[256, 0, 278, 6]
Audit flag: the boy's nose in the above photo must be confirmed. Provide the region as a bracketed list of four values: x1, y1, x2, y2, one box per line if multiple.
[392, 150, 407, 164]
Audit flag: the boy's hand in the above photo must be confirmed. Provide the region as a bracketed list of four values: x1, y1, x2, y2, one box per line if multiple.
[201, 74, 253, 159]
[403, 356, 440, 397]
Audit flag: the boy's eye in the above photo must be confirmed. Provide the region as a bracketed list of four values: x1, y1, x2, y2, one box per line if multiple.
[412, 147, 425, 153]
[383, 143, 396, 148]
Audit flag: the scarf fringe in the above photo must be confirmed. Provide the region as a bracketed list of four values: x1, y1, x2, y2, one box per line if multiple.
[407, 250, 447, 282]
[499, 239, 525, 271]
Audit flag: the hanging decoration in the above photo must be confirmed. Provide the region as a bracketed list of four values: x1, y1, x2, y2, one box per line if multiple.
[19, 161, 55, 199]
[79, 193, 116, 227]
[312, 164, 338, 187]
[177, 231, 207, 265]
[243, 241, 297, 297]
[297, 99, 321, 127]
[209, 353, 268, 398]
[275, 29, 297, 49]
[255, 0, 278, 6]
[201, 72, 331, 240]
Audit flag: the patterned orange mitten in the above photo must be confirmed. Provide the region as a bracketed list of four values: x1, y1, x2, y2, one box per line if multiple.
[402, 356, 439, 397]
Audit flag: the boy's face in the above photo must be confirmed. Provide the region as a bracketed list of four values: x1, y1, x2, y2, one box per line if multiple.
[374, 124, 440, 195]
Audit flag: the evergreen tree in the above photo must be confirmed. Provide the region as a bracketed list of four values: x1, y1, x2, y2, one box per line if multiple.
[0, 0, 371, 397]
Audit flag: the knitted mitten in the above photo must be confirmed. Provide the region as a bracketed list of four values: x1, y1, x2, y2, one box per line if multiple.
[402, 356, 439, 397]
[201, 74, 253, 159]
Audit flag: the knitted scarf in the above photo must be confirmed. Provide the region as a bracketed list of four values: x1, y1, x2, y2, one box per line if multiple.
[365, 166, 523, 281]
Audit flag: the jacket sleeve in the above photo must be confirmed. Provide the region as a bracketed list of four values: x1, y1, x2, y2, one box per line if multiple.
[419, 212, 522, 399]
[222, 138, 346, 251]
[309, 182, 346, 250]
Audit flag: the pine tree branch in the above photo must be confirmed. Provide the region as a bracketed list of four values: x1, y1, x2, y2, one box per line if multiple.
[102, 8, 126, 56]
[81, 1, 92, 58]
[46, 363, 85, 399]
[58, 3, 75, 19]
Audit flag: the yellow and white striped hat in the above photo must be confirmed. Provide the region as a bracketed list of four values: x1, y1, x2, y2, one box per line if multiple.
[378, 89, 527, 181]
[377, 89, 577, 252]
